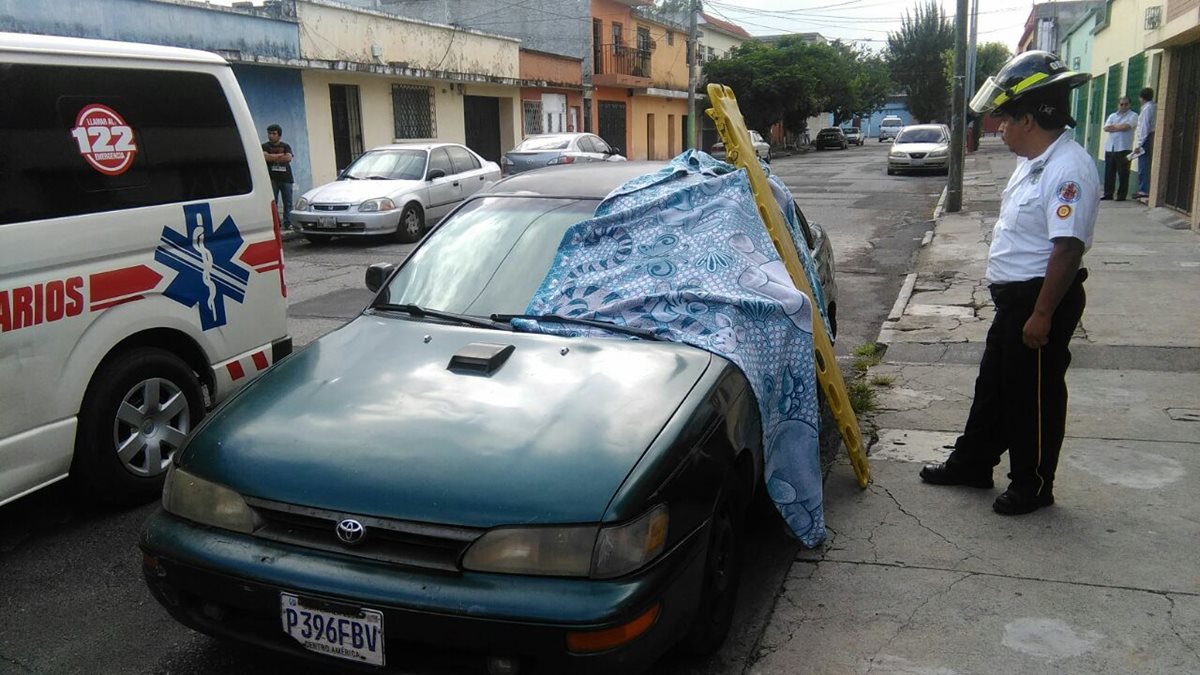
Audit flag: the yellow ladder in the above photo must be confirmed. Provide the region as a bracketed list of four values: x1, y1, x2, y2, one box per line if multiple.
[706, 83, 871, 488]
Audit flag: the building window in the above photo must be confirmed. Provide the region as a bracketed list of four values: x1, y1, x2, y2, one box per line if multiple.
[523, 100, 544, 136]
[667, 30, 674, 46]
[391, 84, 434, 139]
[612, 22, 623, 48]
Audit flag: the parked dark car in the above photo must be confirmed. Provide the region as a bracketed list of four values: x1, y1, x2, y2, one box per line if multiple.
[140, 162, 838, 675]
[813, 127, 848, 150]
[501, 132, 625, 175]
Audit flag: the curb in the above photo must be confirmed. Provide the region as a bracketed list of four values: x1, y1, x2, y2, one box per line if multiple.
[876, 272, 918, 346]
[932, 185, 948, 220]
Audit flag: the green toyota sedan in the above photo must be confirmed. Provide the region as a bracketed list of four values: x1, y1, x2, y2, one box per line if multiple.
[140, 162, 837, 674]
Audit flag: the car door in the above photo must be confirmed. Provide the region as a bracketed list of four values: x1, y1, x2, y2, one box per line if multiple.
[424, 147, 460, 222]
[446, 145, 491, 200]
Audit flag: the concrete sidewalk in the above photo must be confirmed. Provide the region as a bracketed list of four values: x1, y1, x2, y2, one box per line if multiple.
[751, 137, 1200, 674]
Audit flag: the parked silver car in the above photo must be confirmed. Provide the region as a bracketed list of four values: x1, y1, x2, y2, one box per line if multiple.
[292, 142, 500, 243]
[501, 133, 626, 175]
[841, 127, 864, 146]
[887, 124, 950, 175]
[710, 129, 771, 163]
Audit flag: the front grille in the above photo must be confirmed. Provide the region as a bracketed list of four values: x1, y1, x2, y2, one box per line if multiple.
[244, 497, 484, 572]
[909, 152, 927, 159]
[313, 204, 350, 212]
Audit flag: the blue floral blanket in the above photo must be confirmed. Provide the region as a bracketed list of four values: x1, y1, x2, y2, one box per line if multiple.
[514, 151, 828, 547]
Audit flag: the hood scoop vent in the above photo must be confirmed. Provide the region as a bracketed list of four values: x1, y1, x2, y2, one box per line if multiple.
[447, 342, 516, 375]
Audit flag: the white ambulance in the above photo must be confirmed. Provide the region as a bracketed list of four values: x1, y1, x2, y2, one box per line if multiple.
[0, 33, 291, 506]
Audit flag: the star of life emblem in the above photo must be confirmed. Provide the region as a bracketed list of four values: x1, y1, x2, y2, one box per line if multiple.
[155, 203, 250, 330]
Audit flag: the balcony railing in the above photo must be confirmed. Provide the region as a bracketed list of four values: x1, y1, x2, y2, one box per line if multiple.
[593, 43, 652, 79]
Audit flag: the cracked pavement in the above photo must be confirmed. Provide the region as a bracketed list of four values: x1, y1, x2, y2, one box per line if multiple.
[746, 137, 1200, 675]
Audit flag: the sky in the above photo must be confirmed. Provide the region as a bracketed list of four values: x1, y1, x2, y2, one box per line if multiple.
[704, 0, 1034, 54]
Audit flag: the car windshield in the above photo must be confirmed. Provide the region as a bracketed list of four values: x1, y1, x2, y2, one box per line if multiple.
[896, 129, 945, 144]
[843, 128, 859, 134]
[819, 128, 840, 134]
[342, 150, 427, 180]
[381, 197, 598, 316]
[514, 136, 572, 151]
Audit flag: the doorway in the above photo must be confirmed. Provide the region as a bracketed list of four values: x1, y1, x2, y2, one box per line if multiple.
[598, 100, 627, 154]
[1164, 44, 1199, 213]
[329, 84, 363, 173]
[646, 113, 656, 160]
[464, 95, 501, 164]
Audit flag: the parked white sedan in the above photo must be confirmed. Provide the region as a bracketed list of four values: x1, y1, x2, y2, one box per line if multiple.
[292, 142, 500, 243]
[887, 125, 950, 175]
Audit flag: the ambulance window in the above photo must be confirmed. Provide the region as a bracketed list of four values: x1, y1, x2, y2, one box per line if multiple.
[0, 64, 252, 225]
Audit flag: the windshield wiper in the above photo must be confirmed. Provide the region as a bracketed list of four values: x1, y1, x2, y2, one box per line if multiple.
[373, 303, 498, 329]
[365, 175, 393, 180]
[490, 313, 664, 341]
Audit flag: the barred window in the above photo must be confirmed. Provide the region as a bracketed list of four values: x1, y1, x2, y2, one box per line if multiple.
[523, 100, 544, 136]
[392, 84, 435, 139]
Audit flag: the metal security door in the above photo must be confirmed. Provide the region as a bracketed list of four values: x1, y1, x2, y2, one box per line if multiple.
[329, 84, 363, 173]
[1164, 44, 1199, 213]
[598, 100, 626, 154]
[463, 95, 501, 164]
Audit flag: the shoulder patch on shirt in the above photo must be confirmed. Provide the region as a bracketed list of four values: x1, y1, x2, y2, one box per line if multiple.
[1056, 181, 1081, 203]
[1056, 204, 1073, 219]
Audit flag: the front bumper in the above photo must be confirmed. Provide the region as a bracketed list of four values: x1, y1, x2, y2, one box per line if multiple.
[292, 208, 401, 236]
[141, 510, 709, 674]
[888, 155, 949, 170]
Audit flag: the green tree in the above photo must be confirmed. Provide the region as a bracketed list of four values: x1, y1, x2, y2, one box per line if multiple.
[886, 2, 955, 123]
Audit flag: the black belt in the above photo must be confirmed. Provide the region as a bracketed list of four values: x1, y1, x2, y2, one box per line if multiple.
[990, 268, 1088, 299]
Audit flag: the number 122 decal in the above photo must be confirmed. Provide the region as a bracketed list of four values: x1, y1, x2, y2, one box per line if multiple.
[71, 104, 139, 176]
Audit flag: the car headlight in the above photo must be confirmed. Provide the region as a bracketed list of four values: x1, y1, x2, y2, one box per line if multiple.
[929, 148, 948, 157]
[889, 149, 905, 157]
[461, 504, 668, 578]
[358, 198, 397, 212]
[294, 197, 309, 211]
[162, 464, 261, 533]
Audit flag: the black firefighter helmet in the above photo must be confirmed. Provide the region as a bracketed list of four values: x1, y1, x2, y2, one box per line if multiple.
[970, 50, 1091, 122]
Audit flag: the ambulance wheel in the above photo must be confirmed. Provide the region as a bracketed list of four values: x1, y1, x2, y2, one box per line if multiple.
[72, 348, 204, 505]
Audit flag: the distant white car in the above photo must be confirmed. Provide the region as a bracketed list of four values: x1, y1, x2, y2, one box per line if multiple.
[292, 142, 500, 243]
[711, 129, 771, 163]
[878, 116, 904, 142]
[887, 124, 950, 175]
[841, 127, 865, 146]
[501, 133, 625, 175]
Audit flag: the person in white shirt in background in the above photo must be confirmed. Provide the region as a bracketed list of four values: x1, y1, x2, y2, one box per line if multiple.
[1101, 96, 1138, 201]
[1132, 88, 1156, 200]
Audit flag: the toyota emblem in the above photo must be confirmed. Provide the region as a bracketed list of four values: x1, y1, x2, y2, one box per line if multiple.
[335, 518, 366, 546]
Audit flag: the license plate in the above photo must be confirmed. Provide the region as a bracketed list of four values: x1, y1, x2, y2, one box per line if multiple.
[318, 216, 335, 228]
[281, 593, 385, 666]
[911, 158, 924, 166]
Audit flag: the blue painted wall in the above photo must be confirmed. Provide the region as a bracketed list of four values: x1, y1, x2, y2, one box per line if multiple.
[864, 99, 914, 138]
[0, 0, 299, 59]
[234, 65, 312, 194]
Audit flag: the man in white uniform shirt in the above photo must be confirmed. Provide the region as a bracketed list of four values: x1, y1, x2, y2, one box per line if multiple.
[920, 52, 1097, 515]
[1101, 96, 1138, 200]
[1133, 87, 1156, 200]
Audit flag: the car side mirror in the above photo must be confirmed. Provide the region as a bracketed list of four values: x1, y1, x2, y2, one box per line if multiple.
[365, 262, 396, 293]
[427, 168, 446, 181]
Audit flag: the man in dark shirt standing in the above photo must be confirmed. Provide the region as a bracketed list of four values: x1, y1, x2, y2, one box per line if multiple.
[262, 124, 296, 230]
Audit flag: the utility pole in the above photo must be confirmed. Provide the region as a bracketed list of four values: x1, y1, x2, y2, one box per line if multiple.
[686, 0, 699, 149]
[965, 0, 979, 149]
[947, 0, 968, 212]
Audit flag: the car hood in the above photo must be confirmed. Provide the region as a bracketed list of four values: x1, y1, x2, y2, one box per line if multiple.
[179, 315, 713, 527]
[302, 178, 424, 204]
[893, 142, 945, 153]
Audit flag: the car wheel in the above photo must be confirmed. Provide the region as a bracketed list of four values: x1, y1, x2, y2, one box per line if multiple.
[304, 234, 332, 244]
[887, 167, 896, 176]
[72, 348, 204, 505]
[679, 476, 745, 657]
[394, 203, 425, 243]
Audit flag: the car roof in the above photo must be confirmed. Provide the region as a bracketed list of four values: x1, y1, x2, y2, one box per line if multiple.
[365, 142, 463, 152]
[899, 124, 947, 133]
[819, 127, 841, 132]
[0, 31, 227, 65]
[482, 162, 666, 199]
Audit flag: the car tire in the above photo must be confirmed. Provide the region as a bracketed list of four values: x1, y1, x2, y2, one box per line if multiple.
[679, 476, 745, 657]
[394, 203, 425, 243]
[887, 167, 896, 176]
[71, 347, 204, 505]
[304, 234, 332, 244]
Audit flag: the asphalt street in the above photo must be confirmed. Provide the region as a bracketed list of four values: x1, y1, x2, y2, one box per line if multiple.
[0, 141, 941, 675]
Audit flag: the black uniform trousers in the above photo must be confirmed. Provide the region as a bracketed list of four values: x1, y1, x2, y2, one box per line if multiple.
[944, 269, 1088, 496]
[1103, 150, 1131, 200]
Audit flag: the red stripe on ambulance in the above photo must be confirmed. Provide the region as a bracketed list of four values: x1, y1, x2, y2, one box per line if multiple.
[89, 265, 162, 308]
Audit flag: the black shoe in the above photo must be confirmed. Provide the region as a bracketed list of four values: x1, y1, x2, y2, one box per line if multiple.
[992, 488, 1054, 515]
[919, 463, 994, 489]
[1100, 196, 1112, 201]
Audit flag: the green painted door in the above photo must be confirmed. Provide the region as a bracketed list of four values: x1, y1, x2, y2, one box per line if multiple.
[1073, 85, 1090, 144]
[1125, 53, 1146, 112]
[1086, 73, 1105, 160]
